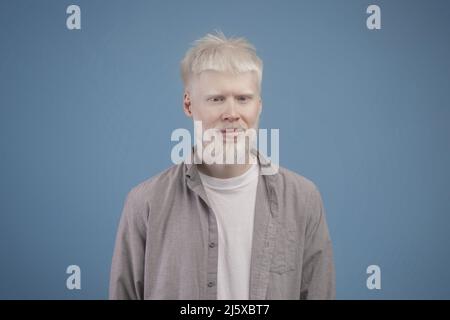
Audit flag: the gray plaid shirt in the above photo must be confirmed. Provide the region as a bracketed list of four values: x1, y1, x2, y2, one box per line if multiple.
[109, 150, 335, 299]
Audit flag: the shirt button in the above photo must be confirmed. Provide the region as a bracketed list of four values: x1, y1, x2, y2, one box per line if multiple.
[207, 281, 215, 288]
[209, 242, 215, 248]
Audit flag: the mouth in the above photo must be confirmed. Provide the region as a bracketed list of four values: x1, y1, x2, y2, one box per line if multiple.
[219, 128, 245, 140]
[220, 128, 244, 133]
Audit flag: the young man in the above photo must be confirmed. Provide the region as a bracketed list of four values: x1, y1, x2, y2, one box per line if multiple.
[109, 31, 335, 299]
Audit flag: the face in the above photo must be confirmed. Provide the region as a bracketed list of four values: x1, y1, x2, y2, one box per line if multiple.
[183, 70, 262, 150]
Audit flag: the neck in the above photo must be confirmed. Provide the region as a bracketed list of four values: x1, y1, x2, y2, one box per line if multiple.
[197, 162, 253, 179]
[193, 143, 258, 179]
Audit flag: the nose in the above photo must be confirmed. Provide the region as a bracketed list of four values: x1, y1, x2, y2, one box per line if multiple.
[221, 100, 240, 122]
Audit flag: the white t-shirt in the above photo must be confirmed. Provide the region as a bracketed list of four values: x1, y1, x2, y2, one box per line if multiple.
[198, 163, 260, 300]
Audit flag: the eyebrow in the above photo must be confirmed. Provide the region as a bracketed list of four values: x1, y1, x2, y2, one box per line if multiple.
[205, 93, 255, 99]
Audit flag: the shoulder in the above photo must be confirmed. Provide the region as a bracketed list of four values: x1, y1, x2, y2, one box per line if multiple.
[276, 166, 320, 198]
[272, 166, 325, 222]
[122, 164, 183, 218]
[126, 164, 183, 201]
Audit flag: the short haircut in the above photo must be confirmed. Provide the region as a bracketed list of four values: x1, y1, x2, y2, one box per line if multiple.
[180, 30, 263, 91]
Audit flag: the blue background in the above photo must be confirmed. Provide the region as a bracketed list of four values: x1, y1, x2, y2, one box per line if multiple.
[1, 0, 449, 299]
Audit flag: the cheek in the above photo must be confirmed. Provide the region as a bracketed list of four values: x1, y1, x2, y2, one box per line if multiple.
[241, 104, 261, 126]
[191, 106, 220, 128]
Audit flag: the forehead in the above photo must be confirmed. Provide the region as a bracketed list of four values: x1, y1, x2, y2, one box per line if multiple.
[191, 70, 259, 95]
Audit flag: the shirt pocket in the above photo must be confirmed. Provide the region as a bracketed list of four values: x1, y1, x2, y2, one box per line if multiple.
[269, 220, 298, 274]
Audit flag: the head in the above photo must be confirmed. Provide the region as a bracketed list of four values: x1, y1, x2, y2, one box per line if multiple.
[180, 31, 263, 155]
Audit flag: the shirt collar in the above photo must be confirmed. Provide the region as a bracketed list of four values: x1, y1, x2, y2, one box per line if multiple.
[184, 146, 280, 217]
[184, 146, 278, 180]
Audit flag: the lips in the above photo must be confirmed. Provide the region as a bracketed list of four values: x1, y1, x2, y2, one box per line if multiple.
[219, 128, 245, 143]
[220, 128, 244, 134]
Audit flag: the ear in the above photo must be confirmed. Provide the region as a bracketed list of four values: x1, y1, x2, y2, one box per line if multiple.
[258, 97, 263, 115]
[183, 91, 192, 117]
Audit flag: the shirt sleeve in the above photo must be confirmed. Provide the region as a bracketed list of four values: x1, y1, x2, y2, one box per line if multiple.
[109, 188, 147, 300]
[300, 185, 336, 299]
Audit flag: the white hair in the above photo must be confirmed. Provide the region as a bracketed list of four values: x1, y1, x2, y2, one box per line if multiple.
[180, 30, 263, 91]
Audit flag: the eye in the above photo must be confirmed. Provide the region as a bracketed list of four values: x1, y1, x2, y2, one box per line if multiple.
[237, 95, 252, 103]
[208, 96, 225, 103]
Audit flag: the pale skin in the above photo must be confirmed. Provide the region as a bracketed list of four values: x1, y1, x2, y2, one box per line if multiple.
[183, 70, 262, 179]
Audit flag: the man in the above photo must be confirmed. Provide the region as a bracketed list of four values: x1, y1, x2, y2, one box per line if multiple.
[109, 31, 335, 299]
